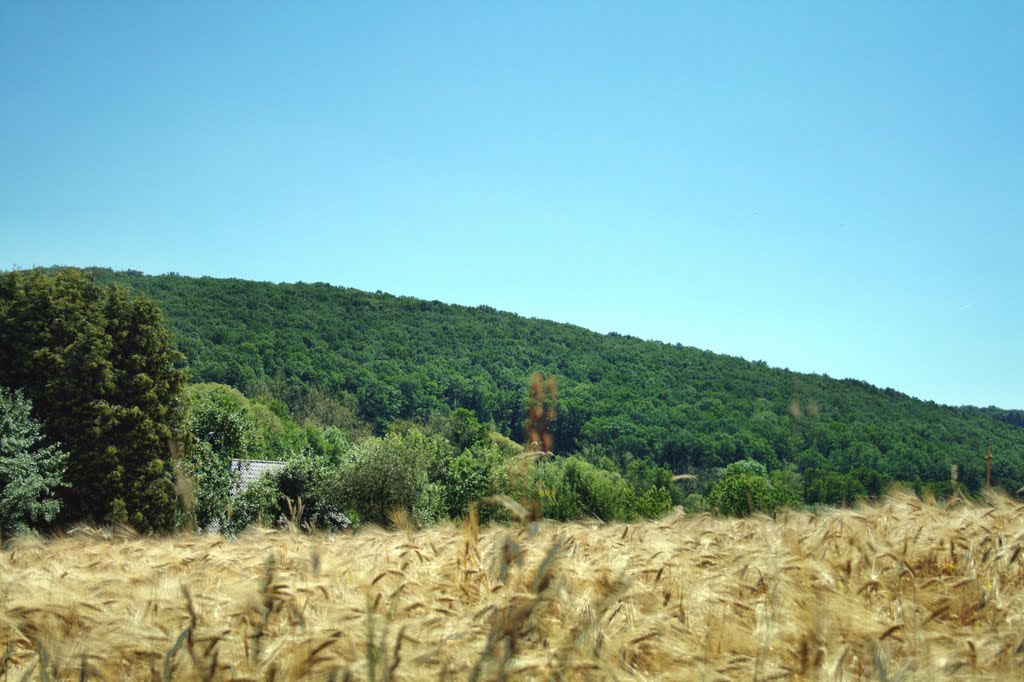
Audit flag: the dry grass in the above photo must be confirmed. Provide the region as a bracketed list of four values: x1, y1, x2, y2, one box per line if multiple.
[2, 490, 1023, 680]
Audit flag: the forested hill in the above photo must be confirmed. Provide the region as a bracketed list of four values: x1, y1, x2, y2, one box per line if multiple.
[90, 268, 1024, 498]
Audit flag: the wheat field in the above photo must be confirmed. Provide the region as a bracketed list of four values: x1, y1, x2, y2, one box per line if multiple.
[1, 491, 1023, 681]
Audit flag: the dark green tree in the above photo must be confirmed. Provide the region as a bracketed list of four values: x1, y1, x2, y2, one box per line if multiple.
[0, 386, 68, 536]
[0, 269, 188, 531]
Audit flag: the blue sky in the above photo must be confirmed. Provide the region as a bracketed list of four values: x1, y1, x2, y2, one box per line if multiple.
[2, 2, 1022, 409]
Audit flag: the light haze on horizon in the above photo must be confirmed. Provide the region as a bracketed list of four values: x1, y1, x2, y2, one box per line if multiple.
[2, 3, 1022, 410]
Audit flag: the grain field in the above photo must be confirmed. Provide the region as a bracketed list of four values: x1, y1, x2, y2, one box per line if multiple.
[1, 490, 1023, 680]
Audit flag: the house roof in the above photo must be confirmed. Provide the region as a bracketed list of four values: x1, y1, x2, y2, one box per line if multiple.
[229, 458, 286, 495]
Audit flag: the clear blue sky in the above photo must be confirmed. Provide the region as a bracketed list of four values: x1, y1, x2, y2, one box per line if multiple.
[2, 3, 1022, 409]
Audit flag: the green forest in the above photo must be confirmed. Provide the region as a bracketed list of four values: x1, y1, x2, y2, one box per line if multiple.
[2, 267, 1022, 535]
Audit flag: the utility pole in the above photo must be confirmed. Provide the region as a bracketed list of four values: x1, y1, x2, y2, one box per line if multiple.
[986, 443, 993, 491]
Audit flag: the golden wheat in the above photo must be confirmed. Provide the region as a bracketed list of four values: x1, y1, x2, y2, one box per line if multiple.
[1, 491, 1023, 680]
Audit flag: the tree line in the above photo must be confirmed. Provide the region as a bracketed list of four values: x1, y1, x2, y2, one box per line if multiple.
[1, 267, 1022, 535]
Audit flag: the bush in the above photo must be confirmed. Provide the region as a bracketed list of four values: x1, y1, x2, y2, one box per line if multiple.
[681, 493, 706, 513]
[440, 447, 492, 518]
[273, 455, 350, 529]
[437, 441, 525, 521]
[0, 387, 68, 536]
[186, 384, 255, 460]
[708, 460, 782, 517]
[337, 428, 447, 527]
[533, 456, 636, 522]
[223, 454, 350, 533]
[224, 470, 281, 534]
[768, 466, 804, 508]
[803, 469, 868, 506]
[632, 486, 673, 519]
[174, 440, 237, 532]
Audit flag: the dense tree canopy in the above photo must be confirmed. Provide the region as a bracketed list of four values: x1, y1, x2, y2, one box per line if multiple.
[83, 268, 1023, 507]
[0, 270, 189, 531]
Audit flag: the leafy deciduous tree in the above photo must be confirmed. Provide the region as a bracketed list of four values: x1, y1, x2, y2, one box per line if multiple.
[708, 460, 779, 517]
[0, 386, 68, 536]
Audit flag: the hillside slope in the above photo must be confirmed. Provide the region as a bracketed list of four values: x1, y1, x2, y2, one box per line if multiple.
[90, 268, 1024, 497]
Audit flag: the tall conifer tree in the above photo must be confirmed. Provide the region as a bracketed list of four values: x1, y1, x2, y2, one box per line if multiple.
[0, 269, 188, 531]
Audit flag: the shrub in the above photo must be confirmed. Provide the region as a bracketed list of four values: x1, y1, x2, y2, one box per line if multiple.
[437, 441, 525, 521]
[224, 470, 281, 533]
[803, 469, 868, 506]
[632, 486, 673, 519]
[174, 440, 237, 531]
[337, 428, 446, 527]
[273, 455, 350, 529]
[768, 466, 804, 508]
[533, 456, 636, 522]
[186, 384, 255, 460]
[223, 454, 350, 533]
[0, 386, 68, 536]
[441, 447, 492, 518]
[708, 460, 779, 517]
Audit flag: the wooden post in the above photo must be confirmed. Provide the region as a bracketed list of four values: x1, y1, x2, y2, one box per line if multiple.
[986, 444, 993, 491]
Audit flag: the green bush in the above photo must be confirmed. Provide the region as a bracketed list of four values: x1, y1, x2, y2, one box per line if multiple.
[533, 456, 636, 522]
[337, 428, 447, 527]
[803, 468, 868, 506]
[186, 384, 255, 460]
[175, 440, 237, 531]
[444, 408, 491, 455]
[224, 470, 281, 533]
[768, 466, 804, 508]
[441, 447, 492, 518]
[274, 455, 350, 529]
[632, 486, 673, 519]
[681, 493, 706, 513]
[222, 454, 350, 533]
[708, 460, 787, 517]
[437, 441, 526, 521]
[0, 386, 68, 536]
